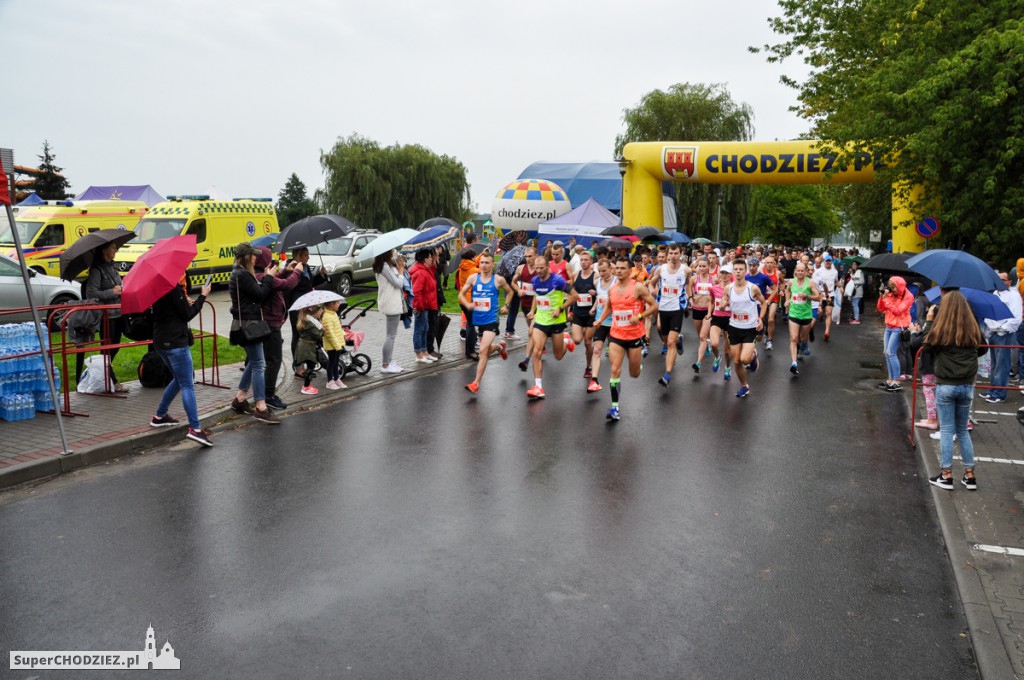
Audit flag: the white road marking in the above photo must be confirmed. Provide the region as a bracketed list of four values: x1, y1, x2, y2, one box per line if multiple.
[971, 544, 1024, 557]
[953, 456, 1024, 465]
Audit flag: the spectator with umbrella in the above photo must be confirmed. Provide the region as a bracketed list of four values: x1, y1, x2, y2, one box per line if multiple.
[228, 242, 279, 424]
[285, 247, 329, 376]
[979, 270, 1022, 404]
[85, 237, 130, 392]
[254, 246, 302, 411]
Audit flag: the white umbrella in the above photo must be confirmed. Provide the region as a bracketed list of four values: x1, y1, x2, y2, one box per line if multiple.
[288, 290, 345, 312]
[353, 228, 419, 265]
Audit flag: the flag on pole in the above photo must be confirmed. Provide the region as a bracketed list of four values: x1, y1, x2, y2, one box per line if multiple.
[0, 157, 11, 206]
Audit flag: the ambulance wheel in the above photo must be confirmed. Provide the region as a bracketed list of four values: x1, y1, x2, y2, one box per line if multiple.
[350, 353, 372, 375]
[31, 266, 47, 276]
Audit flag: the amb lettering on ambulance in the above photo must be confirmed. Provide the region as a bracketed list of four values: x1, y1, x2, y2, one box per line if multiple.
[114, 196, 279, 285]
[1, 200, 148, 276]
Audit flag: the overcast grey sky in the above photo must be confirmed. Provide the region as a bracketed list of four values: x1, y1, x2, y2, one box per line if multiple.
[3, 0, 810, 215]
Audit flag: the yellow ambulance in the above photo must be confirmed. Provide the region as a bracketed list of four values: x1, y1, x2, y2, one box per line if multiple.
[113, 196, 279, 284]
[1, 200, 149, 276]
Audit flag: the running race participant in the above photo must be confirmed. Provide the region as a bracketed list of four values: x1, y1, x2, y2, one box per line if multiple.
[726, 259, 767, 398]
[648, 243, 691, 386]
[459, 253, 514, 393]
[785, 262, 822, 375]
[588, 257, 617, 393]
[525, 255, 578, 399]
[813, 255, 839, 341]
[512, 247, 538, 372]
[569, 250, 599, 381]
[744, 257, 773, 344]
[595, 257, 658, 420]
[759, 255, 783, 350]
[546, 241, 571, 281]
[704, 267, 734, 380]
[688, 257, 714, 372]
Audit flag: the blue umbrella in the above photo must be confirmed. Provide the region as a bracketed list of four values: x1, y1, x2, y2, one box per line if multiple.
[668, 232, 691, 244]
[906, 249, 1006, 291]
[400, 225, 459, 252]
[923, 286, 1014, 321]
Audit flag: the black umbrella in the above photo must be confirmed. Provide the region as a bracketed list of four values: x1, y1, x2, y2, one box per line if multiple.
[59, 229, 137, 281]
[861, 252, 911, 274]
[634, 226, 665, 240]
[498, 229, 532, 252]
[276, 214, 358, 254]
[417, 217, 460, 231]
[445, 243, 488, 275]
[599, 237, 634, 251]
[602, 224, 637, 237]
[640, 232, 672, 243]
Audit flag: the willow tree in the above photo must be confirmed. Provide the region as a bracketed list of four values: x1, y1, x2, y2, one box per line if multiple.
[614, 83, 755, 241]
[318, 134, 472, 230]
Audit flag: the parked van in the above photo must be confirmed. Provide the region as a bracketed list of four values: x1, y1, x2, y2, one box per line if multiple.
[0, 200, 149, 276]
[114, 196, 279, 284]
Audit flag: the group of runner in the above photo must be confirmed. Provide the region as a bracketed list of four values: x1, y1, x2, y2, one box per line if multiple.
[458, 241, 846, 420]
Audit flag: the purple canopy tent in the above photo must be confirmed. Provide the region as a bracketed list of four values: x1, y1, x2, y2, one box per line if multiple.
[536, 198, 621, 249]
[74, 184, 165, 206]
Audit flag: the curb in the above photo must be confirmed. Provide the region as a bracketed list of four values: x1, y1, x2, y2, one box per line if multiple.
[906, 393, 1018, 680]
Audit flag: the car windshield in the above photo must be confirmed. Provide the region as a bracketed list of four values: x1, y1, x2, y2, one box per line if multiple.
[133, 218, 187, 244]
[0, 221, 45, 245]
[317, 237, 353, 256]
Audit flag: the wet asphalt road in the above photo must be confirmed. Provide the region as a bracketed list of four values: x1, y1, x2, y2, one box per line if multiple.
[0, 324, 976, 679]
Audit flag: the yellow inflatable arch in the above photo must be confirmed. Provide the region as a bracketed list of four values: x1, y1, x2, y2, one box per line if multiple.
[620, 140, 925, 253]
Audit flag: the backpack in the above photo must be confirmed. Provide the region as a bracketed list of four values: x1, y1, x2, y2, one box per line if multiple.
[122, 309, 155, 341]
[137, 350, 173, 388]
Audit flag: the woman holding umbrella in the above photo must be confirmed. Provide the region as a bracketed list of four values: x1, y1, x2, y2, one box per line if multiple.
[85, 240, 129, 392]
[229, 242, 279, 424]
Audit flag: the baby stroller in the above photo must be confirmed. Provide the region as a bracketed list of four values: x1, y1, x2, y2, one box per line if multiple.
[315, 298, 374, 379]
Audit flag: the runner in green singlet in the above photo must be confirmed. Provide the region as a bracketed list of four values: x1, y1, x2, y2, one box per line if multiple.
[784, 261, 822, 375]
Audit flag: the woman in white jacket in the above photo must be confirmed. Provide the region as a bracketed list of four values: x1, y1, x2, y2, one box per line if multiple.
[374, 250, 406, 374]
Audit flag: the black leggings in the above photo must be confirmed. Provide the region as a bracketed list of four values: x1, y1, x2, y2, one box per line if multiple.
[326, 350, 342, 382]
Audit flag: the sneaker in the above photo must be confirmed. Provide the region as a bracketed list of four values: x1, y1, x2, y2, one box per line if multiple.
[265, 394, 288, 410]
[429, 352, 444, 359]
[150, 414, 180, 428]
[676, 337, 684, 355]
[850, 319, 861, 325]
[981, 394, 1006, 403]
[583, 366, 593, 380]
[231, 397, 254, 415]
[885, 382, 903, 392]
[563, 333, 575, 352]
[606, 406, 621, 421]
[526, 385, 546, 400]
[705, 346, 712, 358]
[587, 379, 602, 393]
[736, 385, 750, 398]
[465, 381, 479, 394]
[824, 331, 830, 342]
[641, 343, 649, 358]
[659, 372, 671, 387]
[186, 428, 214, 447]
[802, 345, 811, 356]
[691, 361, 701, 373]
[415, 356, 433, 363]
[748, 351, 758, 373]
[253, 408, 280, 424]
[765, 339, 773, 351]
[790, 362, 799, 375]
[518, 359, 529, 372]
[961, 474, 977, 491]
[661, 344, 669, 355]
[504, 332, 521, 341]
[381, 363, 403, 374]
[326, 380, 343, 390]
[877, 381, 892, 388]
[712, 357, 721, 373]
[929, 431, 958, 441]
[300, 385, 319, 395]
[424, 355, 438, 362]
[499, 340, 508, 361]
[914, 419, 938, 429]
[723, 367, 732, 381]
[928, 473, 954, 490]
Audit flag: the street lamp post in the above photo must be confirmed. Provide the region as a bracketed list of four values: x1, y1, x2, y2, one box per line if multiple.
[716, 195, 723, 242]
[615, 156, 629, 226]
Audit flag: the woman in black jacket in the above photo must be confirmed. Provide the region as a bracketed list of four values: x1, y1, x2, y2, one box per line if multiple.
[149, 276, 212, 446]
[229, 242, 278, 424]
[83, 241, 128, 391]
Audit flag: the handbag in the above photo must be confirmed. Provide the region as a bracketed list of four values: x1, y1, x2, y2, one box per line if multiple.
[229, 272, 271, 345]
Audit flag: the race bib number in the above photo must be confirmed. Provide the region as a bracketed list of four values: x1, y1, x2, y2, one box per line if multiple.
[520, 282, 534, 295]
[793, 293, 807, 303]
[597, 295, 608, 309]
[714, 298, 727, 310]
[663, 285, 681, 296]
[577, 293, 593, 307]
[696, 282, 711, 295]
[613, 310, 633, 327]
[474, 299, 491, 311]
[536, 298, 551, 311]
[732, 312, 750, 322]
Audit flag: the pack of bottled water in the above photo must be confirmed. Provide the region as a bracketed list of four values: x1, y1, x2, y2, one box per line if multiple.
[0, 322, 58, 421]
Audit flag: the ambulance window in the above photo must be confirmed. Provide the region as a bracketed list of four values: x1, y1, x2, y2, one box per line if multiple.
[185, 219, 207, 244]
[35, 224, 65, 247]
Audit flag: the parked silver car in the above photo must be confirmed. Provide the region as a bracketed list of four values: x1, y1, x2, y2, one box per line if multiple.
[312, 230, 381, 296]
[0, 253, 82, 327]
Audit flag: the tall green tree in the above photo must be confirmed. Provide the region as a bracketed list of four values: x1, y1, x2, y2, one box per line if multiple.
[34, 140, 71, 200]
[747, 184, 841, 245]
[276, 173, 318, 227]
[614, 83, 755, 241]
[318, 134, 471, 230]
[756, 0, 1024, 261]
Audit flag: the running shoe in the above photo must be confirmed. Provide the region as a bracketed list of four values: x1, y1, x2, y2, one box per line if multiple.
[641, 343, 649, 358]
[928, 473, 954, 490]
[735, 385, 750, 398]
[676, 336, 684, 355]
[499, 340, 508, 361]
[691, 361, 701, 373]
[705, 346, 712, 358]
[802, 345, 811, 357]
[587, 379, 602, 393]
[850, 319, 861, 325]
[583, 366, 593, 380]
[824, 331, 830, 342]
[765, 339, 773, 351]
[518, 359, 529, 372]
[712, 356, 721, 373]
[658, 372, 671, 387]
[790, 362, 799, 375]
[465, 381, 479, 394]
[606, 406, 621, 421]
[961, 474, 978, 491]
[723, 367, 732, 381]
[186, 428, 214, 447]
[505, 332, 521, 341]
[526, 385, 546, 400]
[265, 394, 288, 411]
[300, 385, 319, 395]
[150, 414, 180, 428]
[885, 382, 903, 392]
[981, 393, 1006, 403]
[231, 397, 254, 415]
[661, 344, 668, 355]
[748, 351, 759, 373]
[253, 408, 280, 424]
[563, 333, 576, 352]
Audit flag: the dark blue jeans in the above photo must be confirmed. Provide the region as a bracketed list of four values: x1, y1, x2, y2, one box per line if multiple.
[987, 331, 1012, 399]
[156, 346, 200, 430]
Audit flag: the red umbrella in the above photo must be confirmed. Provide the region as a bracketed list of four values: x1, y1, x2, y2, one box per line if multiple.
[121, 235, 197, 314]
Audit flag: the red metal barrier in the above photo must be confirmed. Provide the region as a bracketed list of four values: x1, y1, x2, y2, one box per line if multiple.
[908, 342, 1023, 447]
